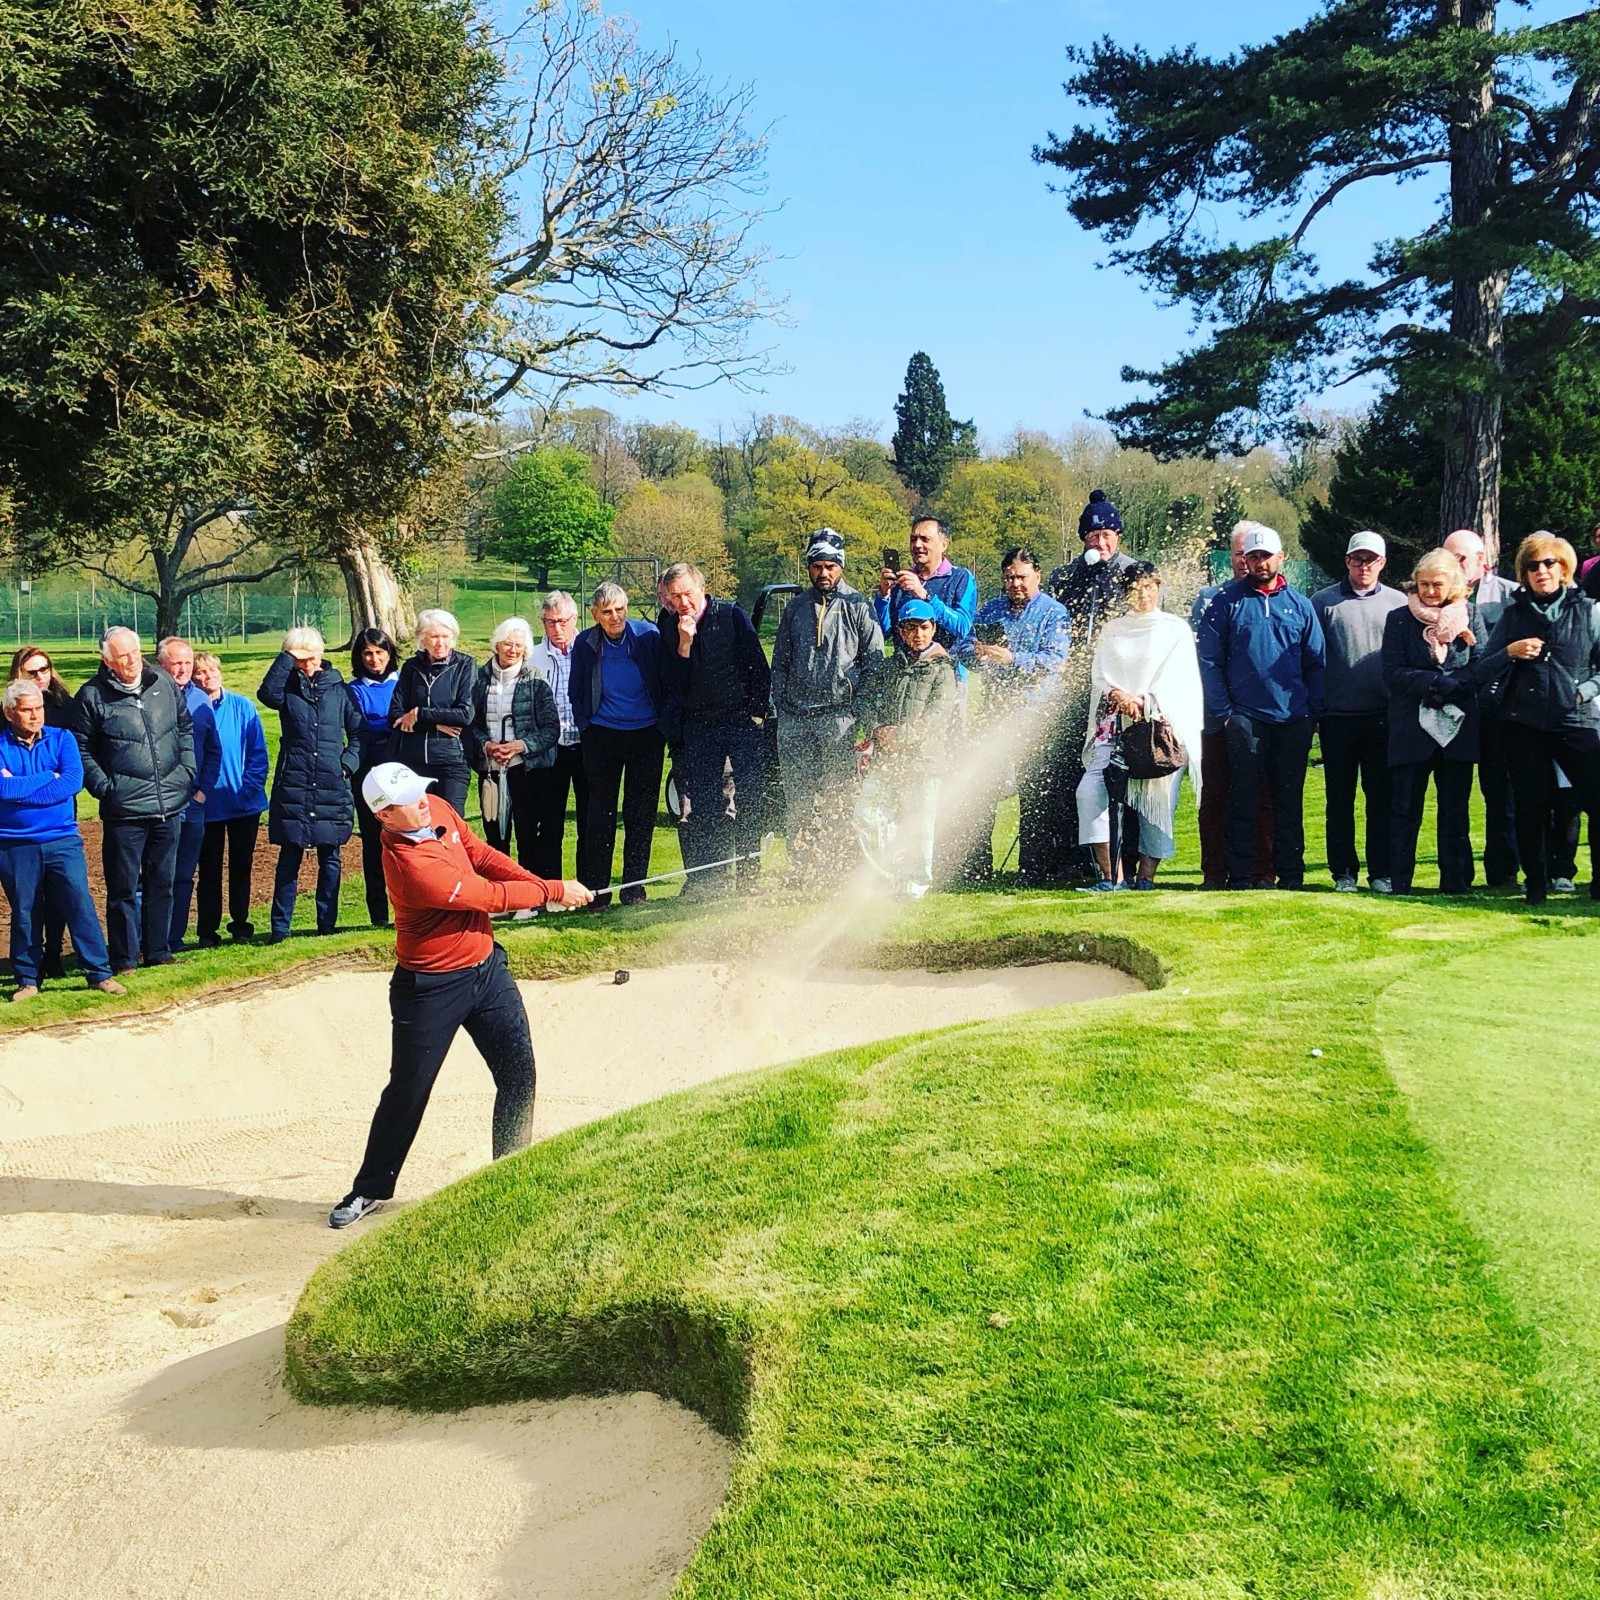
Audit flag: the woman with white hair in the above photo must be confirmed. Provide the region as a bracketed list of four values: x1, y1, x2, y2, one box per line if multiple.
[389, 608, 476, 814]
[257, 627, 363, 942]
[472, 617, 560, 871]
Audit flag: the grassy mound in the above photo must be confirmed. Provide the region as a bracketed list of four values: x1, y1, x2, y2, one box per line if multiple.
[290, 890, 1600, 1596]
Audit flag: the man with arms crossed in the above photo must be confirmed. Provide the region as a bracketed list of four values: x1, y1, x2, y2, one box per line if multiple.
[329, 762, 594, 1228]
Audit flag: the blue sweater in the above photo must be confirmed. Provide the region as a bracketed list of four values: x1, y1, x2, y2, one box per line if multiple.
[570, 619, 664, 732]
[1196, 577, 1327, 727]
[202, 690, 270, 823]
[0, 725, 84, 844]
[184, 681, 222, 823]
[346, 673, 399, 766]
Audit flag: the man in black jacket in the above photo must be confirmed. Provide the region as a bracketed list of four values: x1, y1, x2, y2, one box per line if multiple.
[74, 627, 196, 973]
[658, 562, 771, 896]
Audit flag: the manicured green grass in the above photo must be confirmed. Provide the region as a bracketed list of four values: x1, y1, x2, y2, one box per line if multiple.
[287, 890, 1600, 1597]
[1380, 928, 1600, 1418]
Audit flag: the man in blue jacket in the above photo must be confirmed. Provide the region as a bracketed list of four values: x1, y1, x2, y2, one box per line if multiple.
[0, 681, 123, 1000]
[876, 515, 977, 661]
[1196, 525, 1327, 890]
[159, 637, 222, 950]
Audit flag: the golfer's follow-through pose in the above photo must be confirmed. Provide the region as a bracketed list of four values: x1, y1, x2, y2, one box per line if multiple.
[329, 761, 594, 1228]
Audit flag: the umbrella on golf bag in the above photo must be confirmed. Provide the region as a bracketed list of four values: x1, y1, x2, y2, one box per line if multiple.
[481, 715, 512, 829]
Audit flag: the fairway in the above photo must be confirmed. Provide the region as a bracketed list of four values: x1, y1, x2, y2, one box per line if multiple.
[283, 891, 1600, 1598]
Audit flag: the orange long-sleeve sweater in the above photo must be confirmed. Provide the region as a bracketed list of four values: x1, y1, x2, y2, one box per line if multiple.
[380, 800, 565, 972]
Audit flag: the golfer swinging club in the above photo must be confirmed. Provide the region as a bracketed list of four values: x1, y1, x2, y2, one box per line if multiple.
[329, 761, 594, 1228]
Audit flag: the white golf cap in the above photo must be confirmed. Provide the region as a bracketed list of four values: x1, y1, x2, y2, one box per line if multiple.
[1346, 530, 1386, 557]
[1240, 525, 1282, 556]
[361, 761, 435, 812]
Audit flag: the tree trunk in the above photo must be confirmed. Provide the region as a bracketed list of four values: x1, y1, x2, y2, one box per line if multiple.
[337, 533, 417, 646]
[1438, 0, 1509, 567]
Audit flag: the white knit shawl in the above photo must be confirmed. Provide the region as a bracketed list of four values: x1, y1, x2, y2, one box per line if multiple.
[1083, 608, 1205, 835]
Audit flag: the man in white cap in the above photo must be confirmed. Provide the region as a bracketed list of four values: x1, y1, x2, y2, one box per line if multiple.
[769, 528, 884, 871]
[1196, 523, 1326, 889]
[328, 761, 593, 1228]
[1311, 532, 1407, 892]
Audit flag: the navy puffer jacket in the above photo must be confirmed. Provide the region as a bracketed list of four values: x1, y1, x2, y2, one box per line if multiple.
[75, 664, 195, 822]
[258, 653, 363, 848]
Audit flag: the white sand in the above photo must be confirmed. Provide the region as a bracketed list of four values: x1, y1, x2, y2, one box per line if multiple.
[0, 957, 1137, 1599]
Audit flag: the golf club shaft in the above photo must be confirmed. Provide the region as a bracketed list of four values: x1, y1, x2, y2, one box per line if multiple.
[608, 849, 762, 895]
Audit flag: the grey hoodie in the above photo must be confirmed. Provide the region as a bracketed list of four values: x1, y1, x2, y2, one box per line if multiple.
[770, 580, 885, 716]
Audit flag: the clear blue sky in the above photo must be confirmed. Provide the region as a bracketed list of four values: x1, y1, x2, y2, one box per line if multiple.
[592, 0, 1417, 444]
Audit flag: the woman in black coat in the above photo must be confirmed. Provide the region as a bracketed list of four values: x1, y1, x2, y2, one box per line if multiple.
[258, 628, 363, 941]
[1381, 551, 1484, 896]
[389, 608, 476, 814]
[1478, 531, 1600, 905]
[472, 618, 560, 868]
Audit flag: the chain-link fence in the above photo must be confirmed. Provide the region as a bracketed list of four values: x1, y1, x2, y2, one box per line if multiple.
[0, 583, 353, 649]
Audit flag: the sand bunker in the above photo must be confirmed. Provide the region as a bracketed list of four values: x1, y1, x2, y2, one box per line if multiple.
[0, 956, 1138, 1600]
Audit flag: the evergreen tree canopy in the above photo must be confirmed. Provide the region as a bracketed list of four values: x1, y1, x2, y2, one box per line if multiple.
[0, 0, 502, 635]
[1304, 323, 1600, 576]
[1037, 0, 1600, 557]
[891, 352, 971, 501]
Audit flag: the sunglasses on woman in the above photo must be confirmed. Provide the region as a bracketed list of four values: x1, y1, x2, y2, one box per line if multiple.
[1526, 557, 1563, 571]
[24, 661, 52, 677]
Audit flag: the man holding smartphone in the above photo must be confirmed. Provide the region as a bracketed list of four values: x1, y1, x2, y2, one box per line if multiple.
[876, 515, 977, 662]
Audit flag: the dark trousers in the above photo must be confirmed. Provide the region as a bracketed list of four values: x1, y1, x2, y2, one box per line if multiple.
[525, 742, 588, 881]
[0, 835, 112, 987]
[271, 841, 342, 937]
[580, 723, 665, 903]
[197, 815, 259, 940]
[1320, 712, 1392, 880]
[1388, 757, 1475, 894]
[417, 761, 470, 817]
[1223, 715, 1314, 886]
[678, 720, 765, 889]
[168, 814, 208, 947]
[1199, 728, 1275, 886]
[353, 778, 390, 925]
[1477, 718, 1520, 885]
[1549, 786, 1584, 882]
[480, 763, 540, 866]
[102, 814, 182, 970]
[351, 944, 534, 1200]
[1500, 722, 1600, 900]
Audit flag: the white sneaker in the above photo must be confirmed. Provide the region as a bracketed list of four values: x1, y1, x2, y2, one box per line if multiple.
[1369, 878, 1393, 895]
[1334, 876, 1358, 893]
[903, 882, 931, 900]
[329, 1193, 384, 1230]
[513, 907, 539, 921]
[1552, 877, 1578, 894]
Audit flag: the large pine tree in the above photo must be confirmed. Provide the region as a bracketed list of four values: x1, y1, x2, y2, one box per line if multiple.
[1037, 1, 1600, 560]
[891, 352, 970, 502]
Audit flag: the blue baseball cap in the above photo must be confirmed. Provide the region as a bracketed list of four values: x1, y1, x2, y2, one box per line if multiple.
[897, 598, 938, 622]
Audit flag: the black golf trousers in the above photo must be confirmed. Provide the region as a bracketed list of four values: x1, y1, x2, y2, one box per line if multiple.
[351, 943, 536, 1200]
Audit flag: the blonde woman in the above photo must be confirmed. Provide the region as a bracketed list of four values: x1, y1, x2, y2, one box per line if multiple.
[1380, 551, 1482, 895]
[257, 628, 363, 941]
[1480, 532, 1600, 904]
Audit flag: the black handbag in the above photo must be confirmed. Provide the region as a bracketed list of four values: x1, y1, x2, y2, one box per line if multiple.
[1117, 695, 1187, 780]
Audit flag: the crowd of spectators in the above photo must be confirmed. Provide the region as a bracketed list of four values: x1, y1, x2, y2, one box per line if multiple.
[3, 499, 1598, 1000]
